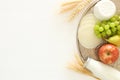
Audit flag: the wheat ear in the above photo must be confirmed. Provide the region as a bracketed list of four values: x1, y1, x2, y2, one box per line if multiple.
[67, 53, 100, 80]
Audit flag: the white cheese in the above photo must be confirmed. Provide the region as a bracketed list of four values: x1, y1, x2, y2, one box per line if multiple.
[78, 14, 102, 49]
[94, 0, 116, 20]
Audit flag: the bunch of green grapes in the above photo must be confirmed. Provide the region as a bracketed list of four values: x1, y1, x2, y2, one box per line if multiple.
[94, 15, 120, 38]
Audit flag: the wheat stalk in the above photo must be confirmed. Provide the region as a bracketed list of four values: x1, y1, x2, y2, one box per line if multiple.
[69, 0, 92, 20]
[61, 0, 81, 7]
[60, 0, 92, 21]
[60, 2, 79, 13]
[67, 53, 100, 80]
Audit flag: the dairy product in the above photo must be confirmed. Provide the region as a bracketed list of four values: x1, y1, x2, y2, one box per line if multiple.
[94, 0, 116, 20]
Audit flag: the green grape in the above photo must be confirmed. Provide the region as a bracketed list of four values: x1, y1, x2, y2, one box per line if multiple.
[101, 23, 105, 27]
[99, 27, 104, 32]
[104, 25, 110, 30]
[117, 31, 120, 35]
[114, 15, 119, 19]
[118, 16, 120, 21]
[112, 31, 117, 36]
[110, 17, 116, 22]
[111, 27, 117, 33]
[101, 32, 106, 38]
[96, 21, 101, 26]
[95, 30, 100, 35]
[114, 15, 120, 21]
[106, 30, 112, 36]
[110, 23, 115, 28]
[102, 21, 107, 24]
[114, 21, 119, 26]
[117, 25, 120, 31]
[107, 21, 111, 25]
[97, 34, 102, 38]
[94, 14, 120, 39]
[94, 25, 99, 31]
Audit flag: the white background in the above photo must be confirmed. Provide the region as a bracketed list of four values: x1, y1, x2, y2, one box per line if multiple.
[0, 0, 95, 80]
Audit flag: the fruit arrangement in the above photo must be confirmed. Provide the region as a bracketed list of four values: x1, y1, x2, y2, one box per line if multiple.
[77, 0, 120, 79]
[60, 0, 120, 80]
[78, 0, 120, 65]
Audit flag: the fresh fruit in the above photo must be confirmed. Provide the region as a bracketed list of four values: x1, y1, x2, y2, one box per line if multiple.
[94, 15, 120, 39]
[78, 13, 102, 49]
[98, 44, 119, 64]
[107, 35, 120, 46]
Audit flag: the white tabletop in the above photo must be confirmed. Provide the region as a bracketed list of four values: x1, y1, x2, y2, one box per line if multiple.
[0, 0, 95, 80]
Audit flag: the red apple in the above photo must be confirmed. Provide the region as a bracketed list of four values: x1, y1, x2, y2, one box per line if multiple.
[98, 44, 119, 64]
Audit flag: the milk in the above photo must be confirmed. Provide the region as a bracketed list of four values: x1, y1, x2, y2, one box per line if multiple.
[84, 58, 120, 80]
